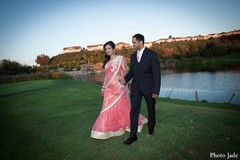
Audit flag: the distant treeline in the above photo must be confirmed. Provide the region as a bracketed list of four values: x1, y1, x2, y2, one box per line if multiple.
[0, 59, 34, 75]
[151, 34, 240, 58]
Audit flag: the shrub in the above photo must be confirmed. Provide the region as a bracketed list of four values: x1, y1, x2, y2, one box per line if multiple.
[0, 72, 73, 84]
[51, 71, 73, 80]
[0, 73, 51, 84]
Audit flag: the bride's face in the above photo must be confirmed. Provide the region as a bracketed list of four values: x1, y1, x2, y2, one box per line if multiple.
[105, 45, 115, 56]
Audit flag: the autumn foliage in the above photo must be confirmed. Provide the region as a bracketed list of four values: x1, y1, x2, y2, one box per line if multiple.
[35, 54, 50, 66]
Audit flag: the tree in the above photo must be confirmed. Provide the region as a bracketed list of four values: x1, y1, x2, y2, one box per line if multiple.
[0, 59, 20, 75]
[35, 54, 50, 66]
[0, 59, 32, 75]
[82, 51, 92, 64]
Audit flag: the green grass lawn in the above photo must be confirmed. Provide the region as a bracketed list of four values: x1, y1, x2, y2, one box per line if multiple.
[0, 80, 239, 160]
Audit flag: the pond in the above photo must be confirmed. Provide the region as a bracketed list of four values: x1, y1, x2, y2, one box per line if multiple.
[74, 69, 240, 105]
[160, 70, 240, 105]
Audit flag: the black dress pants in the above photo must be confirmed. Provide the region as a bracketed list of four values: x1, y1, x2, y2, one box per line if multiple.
[130, 91, 156, 137]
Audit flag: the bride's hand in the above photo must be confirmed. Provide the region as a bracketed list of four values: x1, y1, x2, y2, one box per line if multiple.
[118, 75, 126, 85]
[101, 85, 105, 96]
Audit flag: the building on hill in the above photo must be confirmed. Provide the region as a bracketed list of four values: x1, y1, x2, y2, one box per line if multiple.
[87, 44, 103, 51]
[152, 29, 240, 44]
[153, 38, 168, 44]
[144, 41, 152, 48]
[61, 29, 240, 53]
[87, 42, 130, 51]
[116, 42, 131, 49]
[63, 46, 82, 53]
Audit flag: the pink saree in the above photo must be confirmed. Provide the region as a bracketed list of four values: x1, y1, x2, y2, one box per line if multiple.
[91, 55, 147, 139]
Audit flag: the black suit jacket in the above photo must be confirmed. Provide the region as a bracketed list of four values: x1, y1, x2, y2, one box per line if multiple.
[125, 48, 161, 95]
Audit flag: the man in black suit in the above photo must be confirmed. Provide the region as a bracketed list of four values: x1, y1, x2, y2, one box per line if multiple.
[119, 33, 161, 145]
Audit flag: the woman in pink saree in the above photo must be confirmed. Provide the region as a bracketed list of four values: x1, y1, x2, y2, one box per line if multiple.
[91, 41, 147, 139]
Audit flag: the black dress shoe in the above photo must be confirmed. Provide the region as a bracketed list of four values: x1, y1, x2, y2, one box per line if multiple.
[149, 130, 154, 135]
[123, 137, 137, 145]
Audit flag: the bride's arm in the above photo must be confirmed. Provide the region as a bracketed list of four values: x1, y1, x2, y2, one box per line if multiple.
[121, 57, 128, 76]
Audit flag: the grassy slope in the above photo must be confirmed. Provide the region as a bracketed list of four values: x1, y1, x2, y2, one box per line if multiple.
[0, 80, 239, 160]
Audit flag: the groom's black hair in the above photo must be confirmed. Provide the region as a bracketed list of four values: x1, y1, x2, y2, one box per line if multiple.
[133, 33, 145, 44]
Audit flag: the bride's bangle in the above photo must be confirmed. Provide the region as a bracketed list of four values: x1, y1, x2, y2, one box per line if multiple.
[121, 71, 126, 76]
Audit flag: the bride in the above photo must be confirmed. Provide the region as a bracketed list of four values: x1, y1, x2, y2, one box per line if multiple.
[91, 41, 147, 139]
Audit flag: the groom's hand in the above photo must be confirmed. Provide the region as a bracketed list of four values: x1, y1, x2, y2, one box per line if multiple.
[152, 94, 158, 99]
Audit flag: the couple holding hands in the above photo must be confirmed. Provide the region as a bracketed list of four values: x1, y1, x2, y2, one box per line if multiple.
[91, 33, 161, 145]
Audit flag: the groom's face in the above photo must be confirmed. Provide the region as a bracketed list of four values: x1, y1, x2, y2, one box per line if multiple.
[132, 37, 142, 51]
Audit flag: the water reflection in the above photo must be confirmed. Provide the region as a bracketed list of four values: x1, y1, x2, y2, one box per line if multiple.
[161, 70, 240, 105]
[76, 70, 240, 105]
[161, 70, 240, 92]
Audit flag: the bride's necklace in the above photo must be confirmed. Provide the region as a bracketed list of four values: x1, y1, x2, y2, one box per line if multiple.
[110, 55, 116, 61]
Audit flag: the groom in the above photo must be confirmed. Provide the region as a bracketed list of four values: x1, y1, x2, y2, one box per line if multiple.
[119, 33, 161, 145]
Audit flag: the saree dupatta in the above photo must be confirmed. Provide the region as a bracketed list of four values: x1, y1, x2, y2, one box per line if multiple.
[100, 56, 126, 114]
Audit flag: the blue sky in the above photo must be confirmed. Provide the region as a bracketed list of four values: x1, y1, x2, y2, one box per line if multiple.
[0, 0, 239, 66]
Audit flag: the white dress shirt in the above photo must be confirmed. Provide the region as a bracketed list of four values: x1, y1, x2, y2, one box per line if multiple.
[137, 47, 145, 62]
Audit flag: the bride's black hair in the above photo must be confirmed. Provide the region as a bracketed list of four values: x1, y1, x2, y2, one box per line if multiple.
[102, 41, 116, 69]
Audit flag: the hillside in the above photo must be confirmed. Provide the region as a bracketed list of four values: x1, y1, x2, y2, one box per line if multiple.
[49, 33, 240, 71]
